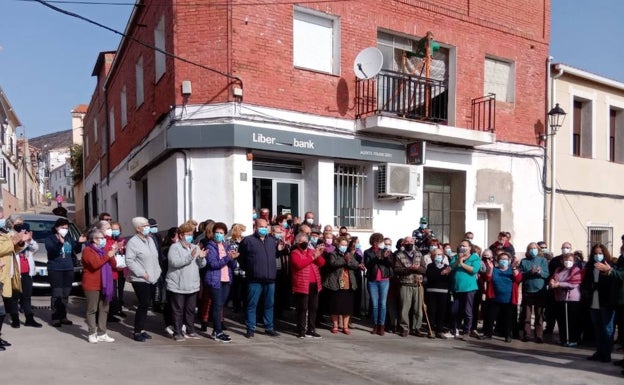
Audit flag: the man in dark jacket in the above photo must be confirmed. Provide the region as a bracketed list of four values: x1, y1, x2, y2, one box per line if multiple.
[238, 218, 279, 338]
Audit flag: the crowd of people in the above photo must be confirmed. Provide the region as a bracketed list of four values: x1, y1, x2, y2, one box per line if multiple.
[1, 209, 624, 376]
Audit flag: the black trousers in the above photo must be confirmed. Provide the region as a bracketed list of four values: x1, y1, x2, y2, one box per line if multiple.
[49, 270, 73, 321]
[426, 291, 448, 333]
[294, 283, 319, 334]
[131, 282, 154, 334]
[169, 291, 198, 336]
[555, 301, 581, 344]
[11, 273, 34, 316]
[483, 301, 515, 338]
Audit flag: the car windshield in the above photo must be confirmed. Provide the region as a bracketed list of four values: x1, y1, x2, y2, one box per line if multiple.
[25, 219, 80, 243]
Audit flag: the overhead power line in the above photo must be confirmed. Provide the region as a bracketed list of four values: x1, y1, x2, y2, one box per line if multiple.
[32, 0, 243, 88]
[19, 0, 354, 7]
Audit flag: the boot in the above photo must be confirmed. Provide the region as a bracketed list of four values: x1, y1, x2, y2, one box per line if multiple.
[200, 322, 209, 332]
[377, 325, 385, 336]
[10, 314, 20, 328]
[24, 314, 43, 328]
[370, 325, 378, 334]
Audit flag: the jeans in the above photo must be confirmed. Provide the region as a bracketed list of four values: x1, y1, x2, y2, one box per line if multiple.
[131, 282, 153, 334]
[210, 282, 231, 334]
[169, 291, 198, 336]
[49, 270, 73, 321]
[452, 290, 476, 334]
[590, 307, 615, 359]
[367, 280, 390, 326]
[246, 282, 275, 332]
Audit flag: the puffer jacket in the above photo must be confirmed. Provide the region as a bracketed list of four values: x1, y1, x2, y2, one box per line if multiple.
[204, 240, 237, 289]
[290, 247, 325, 294]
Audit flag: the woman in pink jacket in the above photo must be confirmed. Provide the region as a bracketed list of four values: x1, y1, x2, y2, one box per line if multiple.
[550, 253, 583, 347]
[290, 233, 325, 339]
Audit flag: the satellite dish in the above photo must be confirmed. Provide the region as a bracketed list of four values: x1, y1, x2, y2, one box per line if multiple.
[354, 47, 383, 80]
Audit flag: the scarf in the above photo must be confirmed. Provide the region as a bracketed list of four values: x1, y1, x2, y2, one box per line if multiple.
[89, 244, 114, 303]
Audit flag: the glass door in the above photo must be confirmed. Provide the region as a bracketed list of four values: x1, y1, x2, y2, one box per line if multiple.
[273, 180, 301, 217]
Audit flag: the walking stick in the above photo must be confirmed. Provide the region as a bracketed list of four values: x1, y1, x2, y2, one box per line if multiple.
[420, 285, 435, 338]
[564, 289, 569, 345]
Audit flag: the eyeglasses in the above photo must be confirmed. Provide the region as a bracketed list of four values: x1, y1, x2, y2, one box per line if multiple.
[103, 218, 111, 221]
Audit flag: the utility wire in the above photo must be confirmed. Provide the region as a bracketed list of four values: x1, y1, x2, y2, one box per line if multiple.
[33, 0, 243, 89]
[19, 0, 354, 6]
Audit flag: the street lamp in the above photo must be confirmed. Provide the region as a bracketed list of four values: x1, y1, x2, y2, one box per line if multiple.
[547, 103, 566, 248]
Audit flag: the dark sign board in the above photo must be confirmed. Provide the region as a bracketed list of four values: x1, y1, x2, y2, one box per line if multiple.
[406, 141, 426, 165]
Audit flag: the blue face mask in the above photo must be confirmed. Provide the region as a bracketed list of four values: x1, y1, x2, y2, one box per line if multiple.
[434, 256, 443, 264]
[0, 219, 6, 228]
[356, 243, 361, 249]
[214, 233, 225, 243]
[184, 235, 194, 243]
[252, 213, 258, 220]
[529, 249, 538, 257]
[111, 229, 121, 238]
[274, 233, 282, 240]
[150, 227, 158, 234]
[594, 254, 604, 263]
[98, 239, 107, 248]
[282, 221, 288, 229]
[142, 227, 151, 236]
[420, 223, 427, 229]
[338, 246, 348, 253]
[310, 237, 318, 246]
[257, 227, 268, 237]
[499, 260, 510, 268]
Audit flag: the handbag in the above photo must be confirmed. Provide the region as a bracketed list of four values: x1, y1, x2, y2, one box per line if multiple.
[114, 254, 127, 269]
[11, 254, 22, 293]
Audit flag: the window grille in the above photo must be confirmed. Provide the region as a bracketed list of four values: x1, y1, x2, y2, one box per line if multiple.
[588, 226, 613, 256]
[334, 164, 371, 229]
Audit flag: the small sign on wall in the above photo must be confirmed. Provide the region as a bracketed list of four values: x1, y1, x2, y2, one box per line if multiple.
[406, 141, 426, 165]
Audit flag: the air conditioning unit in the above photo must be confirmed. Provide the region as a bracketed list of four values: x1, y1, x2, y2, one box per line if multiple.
[377, 163, 421, 199]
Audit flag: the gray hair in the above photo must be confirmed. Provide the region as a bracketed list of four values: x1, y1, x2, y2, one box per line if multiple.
[295, 232, 309, 243]
[86, 228, 103, 243]
[94, 220, 110, 231]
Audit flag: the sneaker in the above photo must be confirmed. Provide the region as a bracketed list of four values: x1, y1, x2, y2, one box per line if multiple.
[173, 334, 186, 342]
[505, 337, 512, 343]
[97, 334, 115, 343]
[0, 339, 11, 347]
[297, 333, 306, 339]
[265, 330, 280, 337]
[133, 333, 146, 342]
[215, 333, 232, 343]
[469, 330, 482, 339]
[182, 325, 187, 334]
[245, 330, 255, 339]
[165, 325, 174, 336]
[436, 332, 448, 339]
[88, 334, 98, 344]
[141, 331, 152, 340]
[60, 319, 73, 325]
[306, 331, 322, 339]
[185, 333, 201, 340]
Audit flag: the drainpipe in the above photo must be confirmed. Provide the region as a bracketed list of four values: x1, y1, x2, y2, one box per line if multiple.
[548, 63, 565, 248]
[171, 150, 191, 221]
[543, 56, 552, 243]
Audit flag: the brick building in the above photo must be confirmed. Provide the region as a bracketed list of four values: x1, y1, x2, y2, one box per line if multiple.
[84, 0, 550, 248]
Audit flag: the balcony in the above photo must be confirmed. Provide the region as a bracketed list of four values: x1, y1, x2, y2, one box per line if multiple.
[355, 70, 496, 146]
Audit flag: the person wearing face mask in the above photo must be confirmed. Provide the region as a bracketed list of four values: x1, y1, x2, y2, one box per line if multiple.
[323, 236, 359, 334]
[9, 223, 42, 328]
[309, 229, 321, 249]
[93, 220, 123, 323]
[290, 232, 325, 338]
[45, 217, 86, 327]
[545, 241, 574, 335]
[481, 252, 522, 342]
[238, 218, 280, 338]
[550, 253, 582, 347]
[393, 236, 426, 337]
[449, 240, 482, 339]
[412, 217, 436, 255]
[109, 221, 128, 319]
[488, 232, 516, 258]
[517, 242, 549, 343]
[168, 222, 207, 341]
[581, 244, 618, 362]
[364, 233, 395, 336]
[81, 228, 118, 343]
[272, 225, 291, 320]
[425, 246, 452, 338]
[126, 217, 162, 342]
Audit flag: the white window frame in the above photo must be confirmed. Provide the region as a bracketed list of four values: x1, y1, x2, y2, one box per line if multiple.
[293, 7, 340, 75]
[120, 85, 128, 129]
[154, 15, 166, 82]
[484, 56, 515, 103]
[109, 106, 116, 144]
[136, 56, 144, 107]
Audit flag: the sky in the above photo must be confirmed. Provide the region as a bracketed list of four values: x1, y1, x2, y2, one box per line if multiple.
[0, 0, 623, 139]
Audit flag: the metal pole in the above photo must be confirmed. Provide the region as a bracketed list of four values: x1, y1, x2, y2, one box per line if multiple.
[549, 128, 556, 248]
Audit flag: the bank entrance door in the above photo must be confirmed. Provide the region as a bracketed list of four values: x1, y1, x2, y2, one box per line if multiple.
[253, 178, 302, 218]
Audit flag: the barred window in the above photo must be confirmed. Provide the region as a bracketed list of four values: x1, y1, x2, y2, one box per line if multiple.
[588, 226, 613, 256]
[334, 164, 371, 229]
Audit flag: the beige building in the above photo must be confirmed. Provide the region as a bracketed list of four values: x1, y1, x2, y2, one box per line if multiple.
[71, 104, 87, 228]
[547, 63, 624, 258]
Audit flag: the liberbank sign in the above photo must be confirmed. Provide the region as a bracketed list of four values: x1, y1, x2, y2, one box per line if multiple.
[167, 123, 406, 162]
[129, 123, 407, 178]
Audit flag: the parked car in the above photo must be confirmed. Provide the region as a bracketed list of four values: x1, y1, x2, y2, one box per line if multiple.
[7, 213, 84, 290]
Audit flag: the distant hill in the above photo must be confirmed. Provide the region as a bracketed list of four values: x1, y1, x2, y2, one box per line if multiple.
[29, 130, 72, 151]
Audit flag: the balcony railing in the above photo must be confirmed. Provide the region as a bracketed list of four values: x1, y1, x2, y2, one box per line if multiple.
[471, 94, 496, 132]
[356, 69, 448, 123]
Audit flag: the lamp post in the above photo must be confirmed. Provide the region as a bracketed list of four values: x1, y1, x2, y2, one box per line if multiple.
[547, 103, 566, 248]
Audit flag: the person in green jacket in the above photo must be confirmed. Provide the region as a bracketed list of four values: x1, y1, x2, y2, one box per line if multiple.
[449, 240, 482, 339]
[518, 242, 549, 343]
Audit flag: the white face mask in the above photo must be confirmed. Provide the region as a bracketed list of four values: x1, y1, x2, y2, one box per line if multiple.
[58, 228, 69, 237]
[563, 260, 574, 269]
[306, 218, 314, 225]
[378, 242, 385, 249]
[561, 247, 571, 254]
[104, 229, 113, 237]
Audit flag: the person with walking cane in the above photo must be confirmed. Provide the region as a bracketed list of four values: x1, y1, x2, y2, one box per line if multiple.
[393, 236, 427, 337]
[550, 253, 582, 347]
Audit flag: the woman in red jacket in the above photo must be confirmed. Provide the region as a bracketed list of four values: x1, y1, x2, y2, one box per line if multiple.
[82, 228, 117, 344]
[290, 233, 325, 339]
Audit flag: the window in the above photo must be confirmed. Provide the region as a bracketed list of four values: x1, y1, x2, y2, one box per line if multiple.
[109, 106, 116, 144]
[484, 57, 514, 103]
[136, 56, 144, 107]
[334, 164, 371, 229]
[93, 118, 98, 143]
[588, 226, 612, 256]
[423, 172, 451, 244]
[154, 15, 166, 81]
[610, 107, 624, 163]
[120, 85, 128, 128]
[293, 8, 340, 75]
[572, 98, 592, 158]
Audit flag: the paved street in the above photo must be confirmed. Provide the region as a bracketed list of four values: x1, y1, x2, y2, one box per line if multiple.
[2, 292, 623, 385]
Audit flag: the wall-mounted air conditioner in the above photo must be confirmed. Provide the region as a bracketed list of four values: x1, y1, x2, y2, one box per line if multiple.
[377, 163, 421, 199]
